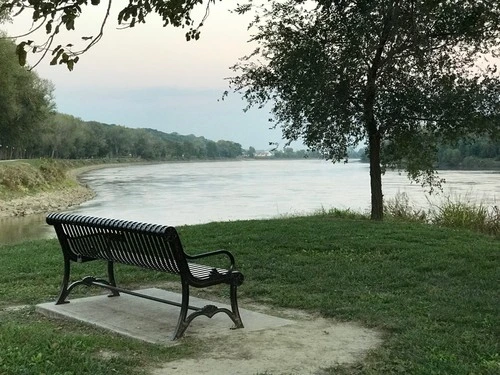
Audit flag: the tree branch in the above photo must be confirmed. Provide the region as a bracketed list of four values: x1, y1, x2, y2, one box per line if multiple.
[78, 0, 112, 54]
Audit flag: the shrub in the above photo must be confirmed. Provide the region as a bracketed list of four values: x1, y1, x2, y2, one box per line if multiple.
[384, 192, 427, 222]
[431, 195, 499, 236]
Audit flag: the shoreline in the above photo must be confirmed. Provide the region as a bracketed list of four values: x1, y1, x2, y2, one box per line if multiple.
[0, 160, 241, 219]
[2, 160, 498, 219]
[0, 164, 122, 218]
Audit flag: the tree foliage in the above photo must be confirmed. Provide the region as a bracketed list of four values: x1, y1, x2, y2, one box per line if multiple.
[13, 112, 243, 160]
[0, 0, 10, 22]
[0, 35, 54, 158]
[228, 0, 500, 219]
[437, 137, 500, 169]
[0, 0, 217, 69]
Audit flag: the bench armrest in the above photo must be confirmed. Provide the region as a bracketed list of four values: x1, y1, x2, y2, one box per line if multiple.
[186, 249, 236, 270]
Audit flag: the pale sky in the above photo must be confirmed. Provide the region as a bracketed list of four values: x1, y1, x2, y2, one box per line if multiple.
[3, 2, 297, 150]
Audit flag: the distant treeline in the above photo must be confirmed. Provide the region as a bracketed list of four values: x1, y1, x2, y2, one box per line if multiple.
[356, 137, 500, 169]
[437, 138, 500, 169]
[2, 109, 497, 168]
[0, 35, 243, 162]
[0, 113, 244, 160]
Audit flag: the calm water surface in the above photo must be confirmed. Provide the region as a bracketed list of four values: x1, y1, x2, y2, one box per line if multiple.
[1, 159, 498, 244]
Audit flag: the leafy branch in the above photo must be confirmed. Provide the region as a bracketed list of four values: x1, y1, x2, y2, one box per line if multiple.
[1, 0, 217, 70]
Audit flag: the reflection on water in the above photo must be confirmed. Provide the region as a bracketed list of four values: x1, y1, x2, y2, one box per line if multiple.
[1, 159, 498, 245]
[0, 213, 54, 245]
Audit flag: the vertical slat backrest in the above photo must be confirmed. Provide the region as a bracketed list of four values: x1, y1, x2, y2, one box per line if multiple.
[46, 213, 189, 275]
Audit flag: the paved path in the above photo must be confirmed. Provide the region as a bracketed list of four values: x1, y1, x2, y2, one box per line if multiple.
[37, 288, 382, 374]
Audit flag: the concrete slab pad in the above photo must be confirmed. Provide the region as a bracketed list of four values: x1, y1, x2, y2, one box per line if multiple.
[36, 288, 294, 345]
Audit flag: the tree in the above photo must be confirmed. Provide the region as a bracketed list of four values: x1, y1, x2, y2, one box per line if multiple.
[0, 35, 54, 158]
[227, 0, 500, 220]
[247, 146, 256, 158]
[206, 140, 218, 158]
[216, 140, 243, 158]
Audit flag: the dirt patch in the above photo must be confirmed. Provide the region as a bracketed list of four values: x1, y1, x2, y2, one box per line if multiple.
[153, 309, 382, 375]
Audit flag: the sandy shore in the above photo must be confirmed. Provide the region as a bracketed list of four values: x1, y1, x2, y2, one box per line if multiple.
[0, 164, 120, 218]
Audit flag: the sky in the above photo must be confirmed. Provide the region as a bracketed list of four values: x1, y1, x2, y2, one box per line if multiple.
[3, 2, 299, 150]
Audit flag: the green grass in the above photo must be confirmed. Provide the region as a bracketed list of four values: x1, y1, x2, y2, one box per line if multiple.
[1, 215, 499, 374]
[0, 308, 195, 375]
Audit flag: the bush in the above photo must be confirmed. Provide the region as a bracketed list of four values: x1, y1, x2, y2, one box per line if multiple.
[384, 193, 498, 236]
[431, 196, 499, 236]
[384, 192, 427, 222]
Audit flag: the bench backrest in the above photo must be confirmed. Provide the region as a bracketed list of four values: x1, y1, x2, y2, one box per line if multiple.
[46, 213, 189, 275]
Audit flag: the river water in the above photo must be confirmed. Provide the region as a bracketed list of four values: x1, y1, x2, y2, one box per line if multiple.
[1, 159, 498, 244]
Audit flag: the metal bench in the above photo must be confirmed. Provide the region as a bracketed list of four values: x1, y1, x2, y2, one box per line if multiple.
[46, 212, 244, 340]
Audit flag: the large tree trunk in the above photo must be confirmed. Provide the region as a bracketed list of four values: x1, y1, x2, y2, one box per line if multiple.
[365, 66, 384, 220]
[368, 128, 384, 220]
[362, 8, 396, 220]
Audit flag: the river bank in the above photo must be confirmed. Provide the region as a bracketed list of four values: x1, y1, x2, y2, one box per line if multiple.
[1, 159, 498, 239]
[0, 159, 244, 221]
[0, 164, 119, 218]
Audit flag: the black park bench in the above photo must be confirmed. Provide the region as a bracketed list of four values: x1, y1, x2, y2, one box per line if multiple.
[46, 213, 244, 340]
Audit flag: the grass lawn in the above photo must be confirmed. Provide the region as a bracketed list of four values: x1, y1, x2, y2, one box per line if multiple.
[0, 214, 498, 374]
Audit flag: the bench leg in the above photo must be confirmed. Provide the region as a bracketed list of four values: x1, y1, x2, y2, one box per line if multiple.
[107, 261, 120, 298]
[55, 257, 71, 304]
[171, 281, 244, 340]
[56, 259, 120, 304]
[230, 283, 244, 329]
[172, 280, 190, 340]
